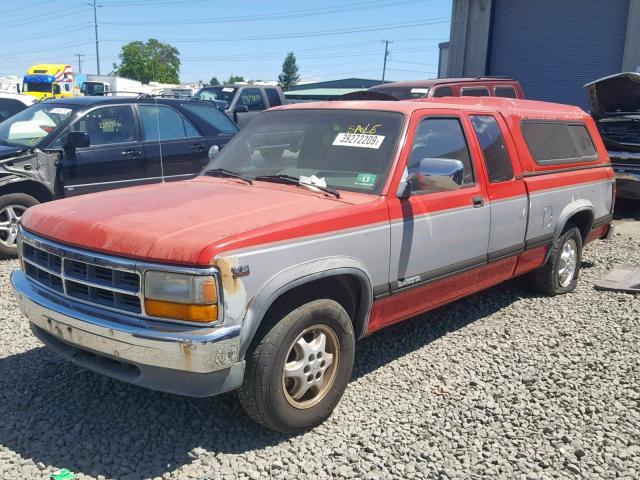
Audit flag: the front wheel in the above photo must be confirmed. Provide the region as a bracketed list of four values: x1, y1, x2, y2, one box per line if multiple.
[238, 299, 355, 433]
[0, 193, 39, 259]
[529, 224, 583, 295]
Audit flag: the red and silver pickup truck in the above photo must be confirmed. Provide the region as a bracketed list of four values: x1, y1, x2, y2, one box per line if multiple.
[12, 97, 614, 433]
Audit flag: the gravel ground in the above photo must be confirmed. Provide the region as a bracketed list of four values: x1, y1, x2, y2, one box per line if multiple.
[0, 236, 639, 480]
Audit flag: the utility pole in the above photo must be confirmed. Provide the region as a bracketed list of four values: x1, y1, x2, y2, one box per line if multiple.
[381, 40, 392, 83]
[75, 54, 85, 73]
[90, 0, 101, 74]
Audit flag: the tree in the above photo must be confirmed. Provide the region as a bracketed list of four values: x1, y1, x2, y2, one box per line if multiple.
[227, 75, 245, 84]
[112, 39, 180, 84]
[278, 52, 300, 91]
[209, 76, 220, 86]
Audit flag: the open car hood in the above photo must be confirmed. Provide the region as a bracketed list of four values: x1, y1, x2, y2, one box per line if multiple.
[585, 72, 640, 120]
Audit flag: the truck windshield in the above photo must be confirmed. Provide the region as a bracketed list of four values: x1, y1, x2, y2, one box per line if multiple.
[0, 103, 76, 147]
[208, 109, 404, 194]
[25, 82, 53, 93]
[194, 87, 237, 104]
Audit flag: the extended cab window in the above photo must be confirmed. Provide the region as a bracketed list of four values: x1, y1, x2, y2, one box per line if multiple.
[461, 87, 490, 97]
[522, 121, 597, 165]
[237, 88, 266, 111]
[407, 117, 474, 194]
[208, 109, 403, 194]
[470, 115, 514, 182]
[494, 86, 517, 98]
[71, 105, 136, 146]
[139, 105, 200, 141]
[432, 86, 453, 97]
[265, 88, 282, 107]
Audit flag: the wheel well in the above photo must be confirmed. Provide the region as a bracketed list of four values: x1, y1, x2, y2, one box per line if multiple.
[0, 180, 53, 203]
[251, 274, 364, 349]
[566, 210, 593, 242]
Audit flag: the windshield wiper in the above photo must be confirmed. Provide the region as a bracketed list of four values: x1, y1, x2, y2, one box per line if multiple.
[254, 174, 341, 198]
[205, 168, 252, 184]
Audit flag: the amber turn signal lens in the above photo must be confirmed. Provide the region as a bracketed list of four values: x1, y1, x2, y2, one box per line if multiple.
[145, 300, 218, 323]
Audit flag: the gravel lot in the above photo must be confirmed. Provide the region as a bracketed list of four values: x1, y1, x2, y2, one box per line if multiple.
[1, 236, 639, 480]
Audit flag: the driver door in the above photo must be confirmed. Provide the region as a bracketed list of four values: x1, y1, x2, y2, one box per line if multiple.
[384, 112, 490, 323]
[60, 104, 145, 196]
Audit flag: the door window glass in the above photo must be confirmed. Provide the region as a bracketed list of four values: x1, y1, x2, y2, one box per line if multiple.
[265, 88, 282, 107]
[461, 87, 490, 97]
[494, 86, 517, 98]
[72, 105, 136, 146]
[470, 115, 514, 183]
[139, 104, 201, 141]
[237, 88, 266, 111]
[407, 117, 474, 194]
[180, 103, 238, 133]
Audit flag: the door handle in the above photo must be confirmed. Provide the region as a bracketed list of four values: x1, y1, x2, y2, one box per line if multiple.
[189, 143, 206, 151]
[472, 196, 485, 208]
[121, 149, 141, 158]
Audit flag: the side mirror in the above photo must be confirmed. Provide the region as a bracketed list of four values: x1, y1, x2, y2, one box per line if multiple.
[407, 158, 464, 193]
[65, 131, 90, 149]
[232, 104, 248, 123]
[208, 144, 220, 160]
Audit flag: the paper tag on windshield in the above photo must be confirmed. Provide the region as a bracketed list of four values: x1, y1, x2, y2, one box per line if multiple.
[299, 174, 327, 188]
[222, 87, 234, 92]
[49, 107, 72, 115]
[333, 133, 385, 149]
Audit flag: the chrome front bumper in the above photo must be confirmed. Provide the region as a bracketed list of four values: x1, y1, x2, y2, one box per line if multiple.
[12, 270, 244, 397]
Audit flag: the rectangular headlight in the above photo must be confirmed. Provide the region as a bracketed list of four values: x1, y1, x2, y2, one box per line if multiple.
[144, 271, 218, 323]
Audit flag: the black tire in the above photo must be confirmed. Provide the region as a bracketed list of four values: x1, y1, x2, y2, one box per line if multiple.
[529, 224, 583, 296]
[0, 193, 39, 259]
[238, 299, 355, 433]
[259, 147, 285, 162]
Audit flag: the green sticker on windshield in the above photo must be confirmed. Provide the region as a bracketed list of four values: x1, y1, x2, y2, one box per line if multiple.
[355, 173, 377, 187]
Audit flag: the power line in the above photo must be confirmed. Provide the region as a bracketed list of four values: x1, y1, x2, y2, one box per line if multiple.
[2, 5, 86, 27]
[103, 18, 449, 43]
[101, 0, 432, 25]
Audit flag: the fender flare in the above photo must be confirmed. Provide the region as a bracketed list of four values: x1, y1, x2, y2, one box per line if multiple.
[544, 199, 595, 263]
[0, 174, 29, 189]
[237, 256, 374, 359]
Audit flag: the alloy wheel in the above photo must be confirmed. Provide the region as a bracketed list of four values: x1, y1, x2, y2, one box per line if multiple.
[282, 324, 340, 409]
[0, 205, 26, 248]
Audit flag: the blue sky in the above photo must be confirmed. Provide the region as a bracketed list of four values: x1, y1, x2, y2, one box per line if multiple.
[2, 0, 452, 84]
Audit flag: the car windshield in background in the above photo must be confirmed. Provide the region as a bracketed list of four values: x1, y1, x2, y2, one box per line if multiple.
[374, 87, 430, 99]
[194, 87, 238, 104]
[209, 109, 404, 194]
[0, 103, 76, 147]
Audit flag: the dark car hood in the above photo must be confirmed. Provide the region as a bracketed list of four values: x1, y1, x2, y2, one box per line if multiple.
[0, 143, 28, 161]
[585, 72, 640, 119]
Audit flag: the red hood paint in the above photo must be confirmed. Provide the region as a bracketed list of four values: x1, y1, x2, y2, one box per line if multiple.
[21, 177, 372, 265]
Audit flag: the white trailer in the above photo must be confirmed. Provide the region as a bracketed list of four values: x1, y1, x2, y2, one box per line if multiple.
[81, 75, 144, 96]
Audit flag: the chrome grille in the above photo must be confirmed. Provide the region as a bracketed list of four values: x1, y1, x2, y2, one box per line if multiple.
[22, 240, 142, 315]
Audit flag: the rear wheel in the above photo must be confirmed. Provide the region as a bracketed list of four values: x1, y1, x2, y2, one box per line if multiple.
[530, 224, 582, 295]
[238, 299, 355, 433]
[0, 193, 39, 259]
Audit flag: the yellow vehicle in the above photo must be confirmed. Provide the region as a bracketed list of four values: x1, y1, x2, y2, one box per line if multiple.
[23, 64, 74, 100]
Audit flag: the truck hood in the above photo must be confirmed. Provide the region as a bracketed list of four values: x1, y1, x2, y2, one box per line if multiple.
[21, 177, 357, 265]
[0, 144, 28, 161]
[585, 72, 640, 120]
